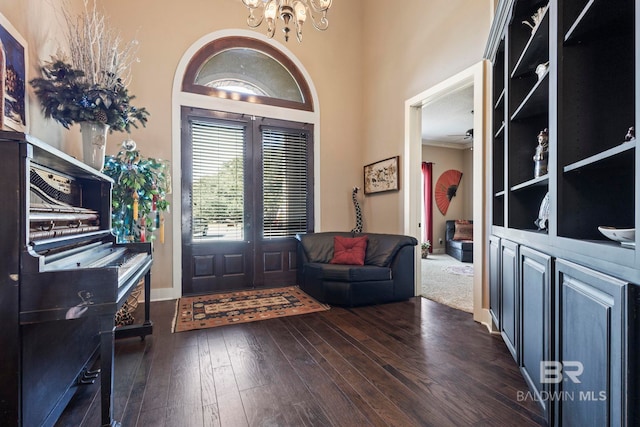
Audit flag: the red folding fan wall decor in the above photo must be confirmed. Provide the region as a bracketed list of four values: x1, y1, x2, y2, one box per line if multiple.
[435, 169, 463, 215]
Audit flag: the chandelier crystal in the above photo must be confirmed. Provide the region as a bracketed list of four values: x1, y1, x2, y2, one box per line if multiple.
[241, 0, 332, 42]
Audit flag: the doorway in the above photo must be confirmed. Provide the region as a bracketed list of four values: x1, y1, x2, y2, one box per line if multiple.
[181, 108, 314, 296]
[404, 61, 490, 325]
[420, 83, 475, 312]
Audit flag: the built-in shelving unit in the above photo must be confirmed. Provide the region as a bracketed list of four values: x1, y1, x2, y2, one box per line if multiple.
[505, 0, 550, 233]
[485, 1, 639, 425]
[491, 34, 506, 228]
[488, 0, 638, 264]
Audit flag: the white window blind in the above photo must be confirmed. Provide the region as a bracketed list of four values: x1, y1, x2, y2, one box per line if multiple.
[191, 120, 245, 240]
[262, 128, 308, 238]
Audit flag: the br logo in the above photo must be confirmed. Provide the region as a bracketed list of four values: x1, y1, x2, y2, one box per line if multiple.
[540, 361, 584, 384]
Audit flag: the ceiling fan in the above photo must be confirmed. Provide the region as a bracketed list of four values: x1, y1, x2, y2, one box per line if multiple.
[447, 128, 474, 140]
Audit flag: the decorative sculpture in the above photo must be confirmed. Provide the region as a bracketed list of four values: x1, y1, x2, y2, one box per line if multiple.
[625, 126, 635, 142]
[351, 186, 363, 233]
[522, 5, 548, 34]
[533, 128, 549, 178]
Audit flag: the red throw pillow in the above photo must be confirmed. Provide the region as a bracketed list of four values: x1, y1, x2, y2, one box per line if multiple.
[330, 235, 368, 265]
[453, 222, 473, 241]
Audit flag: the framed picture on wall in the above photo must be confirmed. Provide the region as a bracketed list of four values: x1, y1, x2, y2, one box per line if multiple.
[364, 155, 400, 194]
[0, 12, 28, 132]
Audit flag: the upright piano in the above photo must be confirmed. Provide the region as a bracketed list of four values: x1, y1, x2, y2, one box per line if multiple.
[0, 131, 153, 427]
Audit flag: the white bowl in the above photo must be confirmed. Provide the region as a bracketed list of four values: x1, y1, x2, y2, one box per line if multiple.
[598, 226, 635, 243]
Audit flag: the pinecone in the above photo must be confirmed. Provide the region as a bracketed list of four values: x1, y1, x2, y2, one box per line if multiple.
[94, 110, 108, 123]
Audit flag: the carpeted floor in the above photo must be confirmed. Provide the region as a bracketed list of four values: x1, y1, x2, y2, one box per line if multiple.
[421, 253, 473, 313]
[172, 286, 330, 332]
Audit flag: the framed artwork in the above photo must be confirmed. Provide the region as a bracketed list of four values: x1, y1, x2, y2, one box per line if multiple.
[364, 155, 400, 194]
[0, 12, 27, 132]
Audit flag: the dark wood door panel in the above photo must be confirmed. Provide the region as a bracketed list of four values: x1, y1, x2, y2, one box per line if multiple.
[489, 235, 501, 329]
[519, 246, 552, 421]
[555, 260, 627, 427]
[254, 239, 298, 287]
[183, 240, 252, 295]
[501, 239, 519, 363]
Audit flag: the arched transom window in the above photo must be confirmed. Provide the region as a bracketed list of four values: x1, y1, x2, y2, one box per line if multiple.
[182, 36, 313, 111]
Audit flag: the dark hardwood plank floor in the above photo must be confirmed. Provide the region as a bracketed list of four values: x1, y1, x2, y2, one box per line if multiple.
[55, 297, 545, 427]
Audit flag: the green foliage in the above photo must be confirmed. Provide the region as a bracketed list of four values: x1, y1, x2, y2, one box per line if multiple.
[103, 148, 170, 242]
[29, 60, 149, 133]
[192, 157, 243, 223]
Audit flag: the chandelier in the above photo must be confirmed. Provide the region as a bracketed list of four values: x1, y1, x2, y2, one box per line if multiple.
[241, 0, 332, 42]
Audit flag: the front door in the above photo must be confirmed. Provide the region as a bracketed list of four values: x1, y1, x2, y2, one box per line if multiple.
[181, 108, 313, 296]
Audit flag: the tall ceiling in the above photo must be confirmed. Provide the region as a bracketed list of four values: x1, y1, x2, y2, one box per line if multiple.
[421, 84, 474, 149]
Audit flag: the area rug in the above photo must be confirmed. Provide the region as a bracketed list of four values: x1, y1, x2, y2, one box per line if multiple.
[172, 286, 329, 332]
[444, 265, 474, 277]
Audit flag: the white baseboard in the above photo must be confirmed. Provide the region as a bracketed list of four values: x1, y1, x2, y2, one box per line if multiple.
[150, 287, 181, 302]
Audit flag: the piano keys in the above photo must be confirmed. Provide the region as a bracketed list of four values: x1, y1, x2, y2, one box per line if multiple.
[0, 131, 153, 427]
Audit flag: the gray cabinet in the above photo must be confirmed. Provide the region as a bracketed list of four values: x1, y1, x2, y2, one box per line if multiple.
[519, 246, 552, 420]
[500, 239, 519, 362]
[555, 260, 627, 427]
[489, 235, 501, 329]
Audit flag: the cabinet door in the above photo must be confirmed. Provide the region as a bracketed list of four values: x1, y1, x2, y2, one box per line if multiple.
[519, 246, 552, 421]
[555, 260, 627, 427]
[489, 235, 501, 329]
[501, 239, 519, 362]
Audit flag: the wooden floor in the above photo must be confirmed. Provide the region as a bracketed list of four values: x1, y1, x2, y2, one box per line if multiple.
[56, 297, 545, 427]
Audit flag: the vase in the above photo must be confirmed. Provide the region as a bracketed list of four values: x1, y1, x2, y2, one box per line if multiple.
[81, 121, 109, 170]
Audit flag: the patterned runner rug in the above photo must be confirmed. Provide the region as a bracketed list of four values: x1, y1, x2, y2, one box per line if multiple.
[172, 286, 330, 332]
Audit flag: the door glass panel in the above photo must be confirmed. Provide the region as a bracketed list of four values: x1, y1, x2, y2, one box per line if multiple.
[191, 120, 245, 241]
[262, 128, 308, 238]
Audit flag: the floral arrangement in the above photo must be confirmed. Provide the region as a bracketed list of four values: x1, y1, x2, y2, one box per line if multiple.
[102, 141, 170, 243]
[29, 0, 149, 133]
[30, 60, 148, 132]
[421, 241, 431, 258]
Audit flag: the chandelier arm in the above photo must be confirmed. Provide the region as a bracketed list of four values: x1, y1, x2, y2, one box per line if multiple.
[307, 0, 332, 13]
[246, 8, 265, 29]
[309, 12, 329, 31]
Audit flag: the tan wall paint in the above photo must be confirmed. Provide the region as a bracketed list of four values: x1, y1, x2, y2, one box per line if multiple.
[421, 145, 472, 252]
[0, 0, 85, 153]
[3, 0, 364, 291]
[4, 0, 494, 294]
[463, 146, 474, 219]
[362, 0, 493, 233]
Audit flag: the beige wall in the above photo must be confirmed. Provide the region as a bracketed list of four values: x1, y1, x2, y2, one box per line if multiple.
[3, 0, 494, 294]
[3, 0, 365, 292]
[361, 0, 493, 233]
[421, 145, 473, 252]
[0, 0, 84, 153]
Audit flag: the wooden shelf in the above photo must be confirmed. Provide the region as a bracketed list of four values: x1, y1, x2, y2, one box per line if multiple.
[564, 0, 631, 44]
[495, 89, 505, 109]
[511, 72, 549, 121]
[510, 174, 549, 192]
[495, 190, 506, 197]
[511, 6, 550, 79]
[563, 140, 636, 173]
[495, 122, 505, 138]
